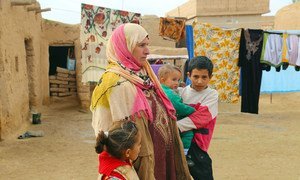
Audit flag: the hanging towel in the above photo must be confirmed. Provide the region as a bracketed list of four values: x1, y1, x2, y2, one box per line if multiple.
[260, 32, 283, 68]
[193, 22, 242, 103]
[80, 4, 141, 83]
[287, 35, 299, 66]
[281, 33, 289, 63]
[185, 25, 194, 60]
[185, 25, 194, 85]
[159, 17, 186, 42]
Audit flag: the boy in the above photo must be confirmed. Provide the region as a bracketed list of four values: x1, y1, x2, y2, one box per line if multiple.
[158, 64, 195, 155]
[177, 56, 218, 180]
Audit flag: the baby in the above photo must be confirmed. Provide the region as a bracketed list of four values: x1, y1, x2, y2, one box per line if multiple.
[158, 64, 195, 155]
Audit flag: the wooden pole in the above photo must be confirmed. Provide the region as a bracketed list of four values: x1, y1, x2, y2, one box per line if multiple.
[27, 7, 40, 11]
[270, 93, 272, 104]
[0, 103, 2, 141]
[35, 8, 51, 13]
[11, 0, 36, 6]
[0, 114, 1, 141]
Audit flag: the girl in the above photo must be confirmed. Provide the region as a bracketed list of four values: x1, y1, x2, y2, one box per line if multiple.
[95, 121, 141, 180]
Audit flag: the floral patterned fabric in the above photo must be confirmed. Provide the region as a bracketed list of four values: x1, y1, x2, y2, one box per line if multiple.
[193, 22, 242, 103]
[159, 17, 186, 42]
[80, 4, 141, 83]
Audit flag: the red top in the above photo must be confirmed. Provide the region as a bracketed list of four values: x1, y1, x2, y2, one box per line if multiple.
[99, 151, 131, 180]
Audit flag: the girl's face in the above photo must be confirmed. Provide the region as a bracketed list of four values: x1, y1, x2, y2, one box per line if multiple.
[161, 70, 181, 89]
[132, 37, 150, 66]
[127, 132, 142, 161]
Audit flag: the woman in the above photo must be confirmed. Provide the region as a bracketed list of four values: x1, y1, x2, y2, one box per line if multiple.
[91, 23, 190, 180]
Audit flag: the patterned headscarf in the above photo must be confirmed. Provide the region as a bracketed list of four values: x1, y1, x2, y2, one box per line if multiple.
[91, 23, 175, 134]
[106, 23, 147, 71]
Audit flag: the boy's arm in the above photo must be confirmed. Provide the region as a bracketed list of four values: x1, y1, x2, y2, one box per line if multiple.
[177, 91, 218, 132]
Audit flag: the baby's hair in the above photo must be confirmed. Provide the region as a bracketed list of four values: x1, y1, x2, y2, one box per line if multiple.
[158, 64, 182, 79]
[95, 120, 138, 159]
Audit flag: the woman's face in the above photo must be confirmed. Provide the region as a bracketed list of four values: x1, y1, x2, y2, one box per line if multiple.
[132, 37, 150, 66]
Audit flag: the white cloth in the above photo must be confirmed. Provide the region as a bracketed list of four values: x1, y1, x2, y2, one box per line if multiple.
[287, 35, 299, 65]
[263, 34, 283, 66]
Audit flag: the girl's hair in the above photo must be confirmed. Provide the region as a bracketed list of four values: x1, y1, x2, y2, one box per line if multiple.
[95, 120, 139, 159]
[158, 64, 182, 79]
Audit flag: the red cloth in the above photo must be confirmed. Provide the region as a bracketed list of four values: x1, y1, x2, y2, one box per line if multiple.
[99, 151, 131, 179]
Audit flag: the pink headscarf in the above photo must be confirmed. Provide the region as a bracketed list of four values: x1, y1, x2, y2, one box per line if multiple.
[110, 24, 142, 71]
[106, 23, 176, 121]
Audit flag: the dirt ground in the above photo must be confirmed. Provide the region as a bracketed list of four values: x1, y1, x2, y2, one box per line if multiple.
[1, 93, 300, 180]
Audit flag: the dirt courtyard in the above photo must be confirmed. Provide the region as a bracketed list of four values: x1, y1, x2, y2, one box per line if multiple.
[1, 93, 300, 180]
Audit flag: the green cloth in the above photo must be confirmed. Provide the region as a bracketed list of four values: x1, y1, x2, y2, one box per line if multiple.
[162, 84, 194, 149]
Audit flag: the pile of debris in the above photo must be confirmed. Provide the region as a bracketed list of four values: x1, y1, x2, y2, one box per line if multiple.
[49, 67, 77, 97]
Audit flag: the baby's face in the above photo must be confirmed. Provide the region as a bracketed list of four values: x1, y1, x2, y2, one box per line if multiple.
[163, 70, 181, 90]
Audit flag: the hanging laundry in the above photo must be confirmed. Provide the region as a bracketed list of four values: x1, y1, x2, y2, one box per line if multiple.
[80, 4, 141, 83]
[193, 22, 242, 103]
[185, 25, 194, 60]
[297, 37, 300, 70]
[185, 25, 194, 84]
[238, 29, 264, 114]
[287, 34, 299, 66]
[260, 32, 283, 68]
[159, 17, 186, 42]
[281, 33, 289, 64]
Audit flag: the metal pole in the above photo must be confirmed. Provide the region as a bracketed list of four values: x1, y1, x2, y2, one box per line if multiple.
[270, 93, 272, 104]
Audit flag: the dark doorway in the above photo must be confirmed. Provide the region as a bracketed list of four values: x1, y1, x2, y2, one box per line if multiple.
[49, 46, 74, 75]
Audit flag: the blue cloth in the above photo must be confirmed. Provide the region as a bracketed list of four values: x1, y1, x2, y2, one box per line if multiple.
[185, 25, 194, 60]
[261, 66, 300, 93]
[185, 25, 194, 85]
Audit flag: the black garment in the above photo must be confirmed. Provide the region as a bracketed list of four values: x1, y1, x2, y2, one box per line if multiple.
[238, 29, 264, 114]
[261, 64, 271, 71]
[282, 62, 289, 70]
[187, 142, 213, 180]
[275, 66, 281, 72]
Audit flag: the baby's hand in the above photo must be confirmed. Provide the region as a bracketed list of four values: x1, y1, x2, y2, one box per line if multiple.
[179, 81, 186, 87]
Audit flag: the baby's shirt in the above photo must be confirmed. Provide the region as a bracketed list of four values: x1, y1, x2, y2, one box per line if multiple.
[161, 84, 195, 119]
[161, 84, 195, 151]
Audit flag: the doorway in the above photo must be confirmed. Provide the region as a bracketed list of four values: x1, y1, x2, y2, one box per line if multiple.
[48, 45, 77, 97]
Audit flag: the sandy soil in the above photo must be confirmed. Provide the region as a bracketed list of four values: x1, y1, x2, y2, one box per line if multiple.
[1, 93, 300, 180]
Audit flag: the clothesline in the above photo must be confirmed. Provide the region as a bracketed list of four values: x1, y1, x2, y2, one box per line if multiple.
[268, 30, 300, 35]
[50, 7, 80, 14]
[147, 54, 188, 60]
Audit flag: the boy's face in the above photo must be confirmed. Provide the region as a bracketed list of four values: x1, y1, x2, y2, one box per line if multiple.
[188, 68, 211, 91]
[161, 70, 181, 89]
